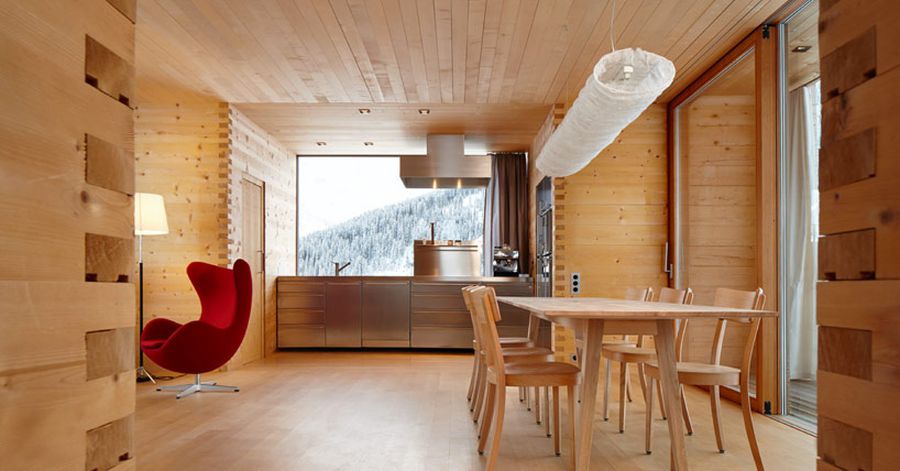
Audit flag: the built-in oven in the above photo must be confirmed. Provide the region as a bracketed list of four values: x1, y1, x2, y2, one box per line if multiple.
[535, 177, 553, 298]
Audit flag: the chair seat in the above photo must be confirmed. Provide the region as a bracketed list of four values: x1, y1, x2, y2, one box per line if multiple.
[645, 361, 741, 386]
[140, 339, 166, 350]
[496, 362, 580, 387]
[601, 345, 656, 363]
[499, 336, 533, 347]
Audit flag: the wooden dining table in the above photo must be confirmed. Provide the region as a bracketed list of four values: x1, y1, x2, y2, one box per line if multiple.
[496, 296, 777, 471]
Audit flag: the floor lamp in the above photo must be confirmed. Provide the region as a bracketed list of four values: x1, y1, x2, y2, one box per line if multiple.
[135, 193, 169, 383]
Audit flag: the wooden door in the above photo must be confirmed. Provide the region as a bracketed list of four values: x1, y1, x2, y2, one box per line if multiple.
[668, 27, 780, 412]
[233, 176, 266, 366]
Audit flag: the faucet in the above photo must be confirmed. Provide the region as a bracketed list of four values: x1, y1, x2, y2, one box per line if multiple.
[333, 261, 351, 276]
[429, 222, 435, 243]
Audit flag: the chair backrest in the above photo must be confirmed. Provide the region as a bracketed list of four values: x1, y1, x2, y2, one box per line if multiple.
[709, 288, 766, 372]
[187, 259, 253, 357]
[469, 286, 506, 377]
[462, 285, 483, 350]
[624, 286, 653, 302]
[656, 287, 694, 358]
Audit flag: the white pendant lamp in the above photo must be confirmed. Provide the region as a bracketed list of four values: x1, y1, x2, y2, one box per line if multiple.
[536, 47, 676, 177]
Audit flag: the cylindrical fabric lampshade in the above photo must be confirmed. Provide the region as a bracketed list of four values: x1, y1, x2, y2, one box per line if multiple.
[536, 48, 675, 177]
[134, 192, 169, 236]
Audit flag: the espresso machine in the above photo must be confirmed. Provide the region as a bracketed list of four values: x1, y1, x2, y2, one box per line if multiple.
[492, 244, 520, 277]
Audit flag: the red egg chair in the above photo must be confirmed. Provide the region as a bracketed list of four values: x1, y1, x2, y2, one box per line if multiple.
[141, 259, 252, 399]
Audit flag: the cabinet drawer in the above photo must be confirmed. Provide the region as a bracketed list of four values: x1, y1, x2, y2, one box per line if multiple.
[278, 325, 325, 347]
[411, 310, 470, 328]
[277, 293, 325, 310]
[279, 308, 325, 325]
[411, 327, 473, 349]
[278, 281, 325, 294]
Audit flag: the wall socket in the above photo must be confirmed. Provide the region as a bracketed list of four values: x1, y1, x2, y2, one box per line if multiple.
[570, 272, 581, 295]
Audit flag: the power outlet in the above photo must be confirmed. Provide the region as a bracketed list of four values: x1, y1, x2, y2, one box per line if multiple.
[570, 272, 581, 295]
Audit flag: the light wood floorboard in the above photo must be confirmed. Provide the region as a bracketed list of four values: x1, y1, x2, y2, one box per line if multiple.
[135, 351, 814, 470]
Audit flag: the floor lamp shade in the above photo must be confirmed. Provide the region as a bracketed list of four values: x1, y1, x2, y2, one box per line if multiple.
[135, 192, 169, 235]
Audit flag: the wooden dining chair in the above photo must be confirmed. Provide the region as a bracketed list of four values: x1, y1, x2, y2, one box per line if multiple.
[644, 287, 767, 470]
[600, 287, 694, 435]
[462, 286, 552, 428]
[469, 286, 580, 470]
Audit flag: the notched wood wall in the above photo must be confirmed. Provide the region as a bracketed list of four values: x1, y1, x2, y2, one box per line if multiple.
[817, 0, 900, 468]
[0, 0, 136, 469]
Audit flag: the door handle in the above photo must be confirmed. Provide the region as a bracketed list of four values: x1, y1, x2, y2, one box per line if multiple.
[663, 242, 673, 280]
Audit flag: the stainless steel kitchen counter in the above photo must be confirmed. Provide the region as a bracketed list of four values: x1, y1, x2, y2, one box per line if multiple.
[276, 275, 534, 349]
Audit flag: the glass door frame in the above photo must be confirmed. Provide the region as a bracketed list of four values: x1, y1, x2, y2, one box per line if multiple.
[666, 25, 781, 414]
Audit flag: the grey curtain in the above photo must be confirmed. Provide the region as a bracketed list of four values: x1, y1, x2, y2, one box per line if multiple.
[483, 153, 529, 276]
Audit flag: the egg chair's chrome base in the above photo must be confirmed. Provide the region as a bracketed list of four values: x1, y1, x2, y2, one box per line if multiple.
[156, 374, 240, 399]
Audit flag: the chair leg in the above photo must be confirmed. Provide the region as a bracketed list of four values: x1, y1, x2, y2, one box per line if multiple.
[519, 386, 525, 403]
[486, 384, 507, 471]
[467, 355, 479, 402]
[525, 386, 531, 411]
[645, 377, 655, 454]
[544, 386, 551, 436]
[473, 366, 486, 419]
[552, 386, 561, 455]
[625, 362, 633, 403]
[657, 379, 667, 420]
[637, 363, 648, 405]
[618, 362, 628, 433]
[534, 387, 541, 424]
[602, 358, 612, 421]
[156, 374, 238, 399]
[741, 384, 764, 470]
[478, 383, 497, 451]
[680, 385, 694, 436]
[566, 385, 577, 471]
[710, 385, 725, 452]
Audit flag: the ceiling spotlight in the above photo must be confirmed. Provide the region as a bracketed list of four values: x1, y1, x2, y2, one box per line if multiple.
[358, 108, 371, 114]
[363, 141, 374, 146]
[418, 108, 431, 115]
[792, 45, 812, 53]
[315, 141, 327, 146]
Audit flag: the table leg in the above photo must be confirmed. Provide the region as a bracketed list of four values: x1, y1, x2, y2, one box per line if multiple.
[575, 319, 604, 471]
[655, 319, 688, 470]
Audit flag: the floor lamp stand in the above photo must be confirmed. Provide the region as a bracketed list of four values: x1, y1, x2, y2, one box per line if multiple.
[137, 234, 156, 384]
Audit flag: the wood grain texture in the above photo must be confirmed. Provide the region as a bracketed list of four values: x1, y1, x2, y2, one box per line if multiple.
[135, 0, 785, 106]
[86, 414, 134, 471]
[819, 128, 877, 191]
[817, 1, 900, 468]
[133, 100, 229, 375]
[0, 0, 136, 468]
[86, 134, 135, 195]
[85, 35, 135, 108]
[818, 228, 876, 281]
[86, 328, 135, 380]
[227, 106, 296, 359]
[85, 233, 133, 283]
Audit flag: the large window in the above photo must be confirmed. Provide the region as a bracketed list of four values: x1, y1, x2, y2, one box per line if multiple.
[296, 157, 484, 276]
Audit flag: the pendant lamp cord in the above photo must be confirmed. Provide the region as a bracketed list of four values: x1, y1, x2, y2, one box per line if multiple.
[610, 0, 616, 52]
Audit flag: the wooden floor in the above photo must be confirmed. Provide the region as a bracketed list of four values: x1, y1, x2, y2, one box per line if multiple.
[135, 351, 814, 470]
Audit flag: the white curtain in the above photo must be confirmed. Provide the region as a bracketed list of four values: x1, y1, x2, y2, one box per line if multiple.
[786, 81, 820, 381]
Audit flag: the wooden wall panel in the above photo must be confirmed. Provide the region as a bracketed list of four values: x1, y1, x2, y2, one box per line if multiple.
[0, 0, 135, 468]
[133, 100, 229, 375]
[227, 106, 296, 363]
[817, 0, 900, 468]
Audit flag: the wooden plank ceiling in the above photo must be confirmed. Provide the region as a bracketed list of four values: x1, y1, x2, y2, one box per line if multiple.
[136, 0, 787, 154]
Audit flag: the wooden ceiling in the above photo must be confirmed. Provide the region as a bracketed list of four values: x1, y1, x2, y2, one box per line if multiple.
[235, 102, 552, 154]
[136, 0, 787, 105]
[786, 0, 819, 91]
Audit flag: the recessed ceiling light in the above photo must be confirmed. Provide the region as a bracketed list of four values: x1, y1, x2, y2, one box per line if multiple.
[363, 141, 374, 146]
[418, 108, 431, 115]
[316, 141, 327, 146]
[792, 45, 812, 53]
[358, 108, 371, 114]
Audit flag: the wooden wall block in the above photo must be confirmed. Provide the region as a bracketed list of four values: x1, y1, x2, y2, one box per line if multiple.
[818, 229, 876, 280]
[819, 326, 873, 380]
[85, 36, 134, 108]
[85, 414, 134, 471]
[85, 233, 132, 283]
[86, 328, 134, 380]
[819, 128, 877, 191]
[85, 134, 134, 195]
[820, 27, 876, 99]
[104, 0, 136, 23]
[818, 416, 873, 471]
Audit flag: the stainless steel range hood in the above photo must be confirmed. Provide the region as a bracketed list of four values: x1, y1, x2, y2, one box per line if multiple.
[399, 135, 491, 188]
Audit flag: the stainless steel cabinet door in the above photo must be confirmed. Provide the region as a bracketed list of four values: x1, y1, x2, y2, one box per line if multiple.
[362, 281, 410, 347]
[325, 282, 362, 347]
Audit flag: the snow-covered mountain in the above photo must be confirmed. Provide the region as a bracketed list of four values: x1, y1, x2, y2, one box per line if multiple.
[297, 189, 484, 275]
